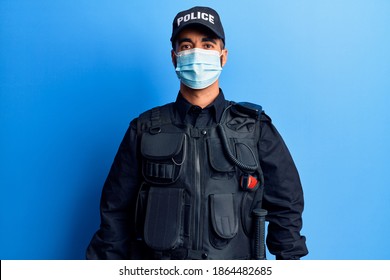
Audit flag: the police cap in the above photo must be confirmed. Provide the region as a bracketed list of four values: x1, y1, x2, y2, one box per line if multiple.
[170, 6, 225, 45]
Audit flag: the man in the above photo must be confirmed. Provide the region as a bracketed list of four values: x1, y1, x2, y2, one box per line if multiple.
[86, 6, 308, 260]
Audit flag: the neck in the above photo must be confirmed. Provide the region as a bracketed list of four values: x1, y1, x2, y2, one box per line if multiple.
[180, 81, 220, 108]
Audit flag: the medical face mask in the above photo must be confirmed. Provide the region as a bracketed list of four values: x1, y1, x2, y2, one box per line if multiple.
[175, 48, 222, 89]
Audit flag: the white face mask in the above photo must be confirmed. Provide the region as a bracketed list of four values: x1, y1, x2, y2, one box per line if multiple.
[175, 48, 222, 89]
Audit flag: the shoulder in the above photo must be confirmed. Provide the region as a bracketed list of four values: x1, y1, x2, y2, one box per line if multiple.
[132, 102, 175, 131]
[138, 102, 174, 119]
[260, 111, 272, 123]
[230, 101, 272, 122]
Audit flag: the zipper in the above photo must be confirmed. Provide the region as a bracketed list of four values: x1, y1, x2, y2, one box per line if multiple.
[193, 136, 201, 250]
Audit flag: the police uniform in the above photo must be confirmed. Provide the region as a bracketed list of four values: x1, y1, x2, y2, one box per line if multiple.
[86, 91, 308, 260]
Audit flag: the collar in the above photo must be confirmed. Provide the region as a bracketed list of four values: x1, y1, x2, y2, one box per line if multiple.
[174, 89, 227, 124]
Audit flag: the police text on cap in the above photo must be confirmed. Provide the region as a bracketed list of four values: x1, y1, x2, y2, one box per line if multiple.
[177, 12, 215, 26]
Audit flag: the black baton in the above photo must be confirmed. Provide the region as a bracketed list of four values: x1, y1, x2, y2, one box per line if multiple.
[252, 208, 268, 260]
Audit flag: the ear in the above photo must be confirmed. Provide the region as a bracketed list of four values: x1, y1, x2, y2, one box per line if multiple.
[171, 49, 177, 68]
[220, 48, 228, 67]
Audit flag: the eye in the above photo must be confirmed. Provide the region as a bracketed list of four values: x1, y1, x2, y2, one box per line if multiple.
[180, 43, 193, 51]
[202, 41, 219, 50]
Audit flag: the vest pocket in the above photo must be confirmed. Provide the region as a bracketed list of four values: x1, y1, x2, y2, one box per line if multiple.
[141, 133, 186, 184]
[207, 138, 235, 179]
[209, 193, 238, 249]
[144, 187, 184, 251]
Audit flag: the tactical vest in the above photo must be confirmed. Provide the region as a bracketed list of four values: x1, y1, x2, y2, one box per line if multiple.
[135, 101, 265, 259]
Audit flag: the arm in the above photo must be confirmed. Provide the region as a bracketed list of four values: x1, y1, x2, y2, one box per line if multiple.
[259, 113, 308, 260]
[86, 119, 140, 259]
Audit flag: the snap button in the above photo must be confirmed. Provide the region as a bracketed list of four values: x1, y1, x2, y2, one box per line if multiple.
[202, 253, 208, 259]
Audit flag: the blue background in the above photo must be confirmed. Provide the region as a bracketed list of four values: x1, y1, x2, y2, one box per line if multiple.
[1, 0, 389, 260]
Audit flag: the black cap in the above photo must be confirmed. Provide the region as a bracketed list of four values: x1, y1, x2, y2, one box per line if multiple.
[170, 6, 225, 45]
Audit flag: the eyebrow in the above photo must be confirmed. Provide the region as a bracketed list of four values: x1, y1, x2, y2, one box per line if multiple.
[178, 38, 193, 45]
[202, 38, 217, 44]
[177, 37, 218, 45]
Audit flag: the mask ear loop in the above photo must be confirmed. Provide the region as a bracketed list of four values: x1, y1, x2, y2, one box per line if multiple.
[219, 49, 227, 67]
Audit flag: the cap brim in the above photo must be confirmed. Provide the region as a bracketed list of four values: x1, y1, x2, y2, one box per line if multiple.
[170, 22, 224, 43]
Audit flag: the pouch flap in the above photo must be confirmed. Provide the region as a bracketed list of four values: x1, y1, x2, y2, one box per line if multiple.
[207, 138, 234, 172]
[235, 140, 258, 167]
[141, 133, 186, 160]
[209, 193, 238, 239]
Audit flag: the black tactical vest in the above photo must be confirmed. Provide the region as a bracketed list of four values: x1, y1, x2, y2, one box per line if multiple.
[135, 102, 265, 259]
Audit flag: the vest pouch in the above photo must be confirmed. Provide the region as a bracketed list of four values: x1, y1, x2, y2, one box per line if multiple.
[144, 187, 185, 251]
[207, 138, 235, 180]
[209, 193, 238, 249]
[134, 183, 149, 240]
[141, 132, 186, 184]
[234, 138, 259, 169]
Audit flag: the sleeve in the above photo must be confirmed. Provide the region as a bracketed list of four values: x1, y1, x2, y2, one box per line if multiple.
[258, 113, 308, 260]
[86, 119, 141, 259]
